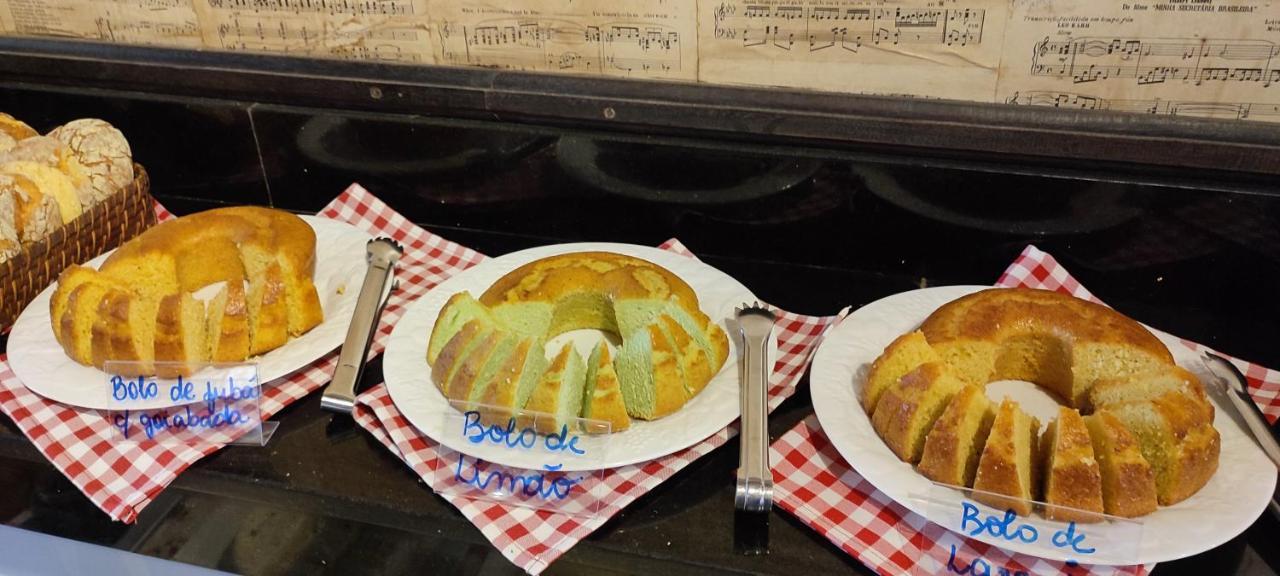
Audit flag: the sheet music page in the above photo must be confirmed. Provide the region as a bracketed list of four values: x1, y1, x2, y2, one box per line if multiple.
[998, 0, 1280, 122]
[191, 0, 431, 62]
[0, 0, 202, 47]
[697, 0, 1010, 100]
[431, 0, 697, 80]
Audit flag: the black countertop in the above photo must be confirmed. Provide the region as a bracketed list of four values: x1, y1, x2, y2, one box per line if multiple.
[1, 83, 1278, 575]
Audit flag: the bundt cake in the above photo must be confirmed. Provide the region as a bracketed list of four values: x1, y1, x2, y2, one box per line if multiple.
[917, 384, 995, 486]
[870, 362, 967, 462]
[972, 399, 1040, 517]
[427, 251, 730, 434]
[862, 287, 1219, 519]
[1040, 407, 1104, 522]
[49, 206, 324, 376]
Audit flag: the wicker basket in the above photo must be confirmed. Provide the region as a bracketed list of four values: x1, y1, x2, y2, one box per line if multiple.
[0, 164, 155, 328]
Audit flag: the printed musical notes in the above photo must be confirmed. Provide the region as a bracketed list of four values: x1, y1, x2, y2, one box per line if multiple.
[1007, 91, 1280, 122]
[715, 4, 986, 53]
[1031, 37, 1280, 87]
[432, 0, 696, 80]
[0, 0, 203, 47]
[699, 0, 1009, 101]
[192, 0, 430, 62]
[999, 2, 1280, 124]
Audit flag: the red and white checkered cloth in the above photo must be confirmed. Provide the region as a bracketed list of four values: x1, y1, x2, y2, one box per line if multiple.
[0, 184, 448, 522]
[770, 244, 1280, 576]
[353, 240, 838, 574]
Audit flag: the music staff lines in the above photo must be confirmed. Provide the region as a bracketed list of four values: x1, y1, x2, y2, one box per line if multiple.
[438, 19, 683, 75]
[1032, 36, 1280, 87]
[1007, 91, 1280, 121]
[205, 0, 414, 17]
[712, 2, 986, 53]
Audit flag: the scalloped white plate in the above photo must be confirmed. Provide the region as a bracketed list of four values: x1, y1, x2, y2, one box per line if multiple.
[383, 242, 774, 472]
[8, 216, 373, 410]
[810, 285, 1276, 565]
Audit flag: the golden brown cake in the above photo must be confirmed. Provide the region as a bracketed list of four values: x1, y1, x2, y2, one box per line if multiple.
[1104, 391, 1221, 506]
[917, 385, 995, 486]
[50, 206, 323, 375]
[153, 292, 208, 378]
[428, 251, 729, 433]
[871, 362, 967, 463]
[973, 399, 1040, 517]
[1084, 411, 1158, 517]
[1040, 407, 1105, 522]
[863, 331, 941, 414]
[921, 288, 1173, 407]
[863, 287, 1218, 519]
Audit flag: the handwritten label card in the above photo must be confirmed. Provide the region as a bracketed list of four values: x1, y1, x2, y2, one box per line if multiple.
[429, 400, 610, 518]
[104, 362, 276, 446]
[910, 483, 1144, 574]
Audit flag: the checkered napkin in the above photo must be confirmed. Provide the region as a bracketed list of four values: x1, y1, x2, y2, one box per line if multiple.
[353, 242, 838, 574]
[0, 184, 436, 523]
[769, 244, 1280, 576]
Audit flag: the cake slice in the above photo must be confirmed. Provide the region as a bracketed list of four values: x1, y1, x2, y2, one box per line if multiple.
[444, 331, 518, 408]
[276, 252, 324, 337]
[430, 320, 490, 394]
[1040, 407, 1105, 522]
[615, 322, 689, 420]
[154, 292, 208, 378]
[523, 343, 587, 434]
[581, 342, 630, 433]
[659, 301, 729, 371]
[90, 287, 128, 370]
[657, 313, 715, 396]
[104, 292, 164, 377]
[59, 279, 118, 365]
[973, 399, 1041, 516]
[427, 292, 501, 365]
[1083, 410, 1158, 518]
[246, 261, 289, 356]
[1089, 365, 1213, 421]
[863, 331, 942, 414]
[50, 266, 100, 347]
[871, 361, 967, 462]
[1106, 393, 1221, 506]
[205, 282, 251, 363]
[478, 335, 548, 423]
[917, 384, 995, 486]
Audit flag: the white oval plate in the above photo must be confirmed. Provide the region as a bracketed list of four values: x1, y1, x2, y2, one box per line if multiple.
[383, 242, 773, 472]
[8, 216, 373, 410]
[810, 285, 1276, 566]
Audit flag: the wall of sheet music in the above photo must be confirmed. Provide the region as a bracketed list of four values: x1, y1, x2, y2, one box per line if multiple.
[2, 0, 1278, 122]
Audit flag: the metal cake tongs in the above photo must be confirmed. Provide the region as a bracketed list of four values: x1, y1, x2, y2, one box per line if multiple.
[322, 238, 403, 415]
[1201, 351, 1280, 520]
[735, 302, 776, 514]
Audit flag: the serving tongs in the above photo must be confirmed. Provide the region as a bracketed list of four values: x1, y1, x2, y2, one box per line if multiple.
[322, 238, 403, 415]
[1201, 351, 1280, 521]
[735, 303, 775, 514]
